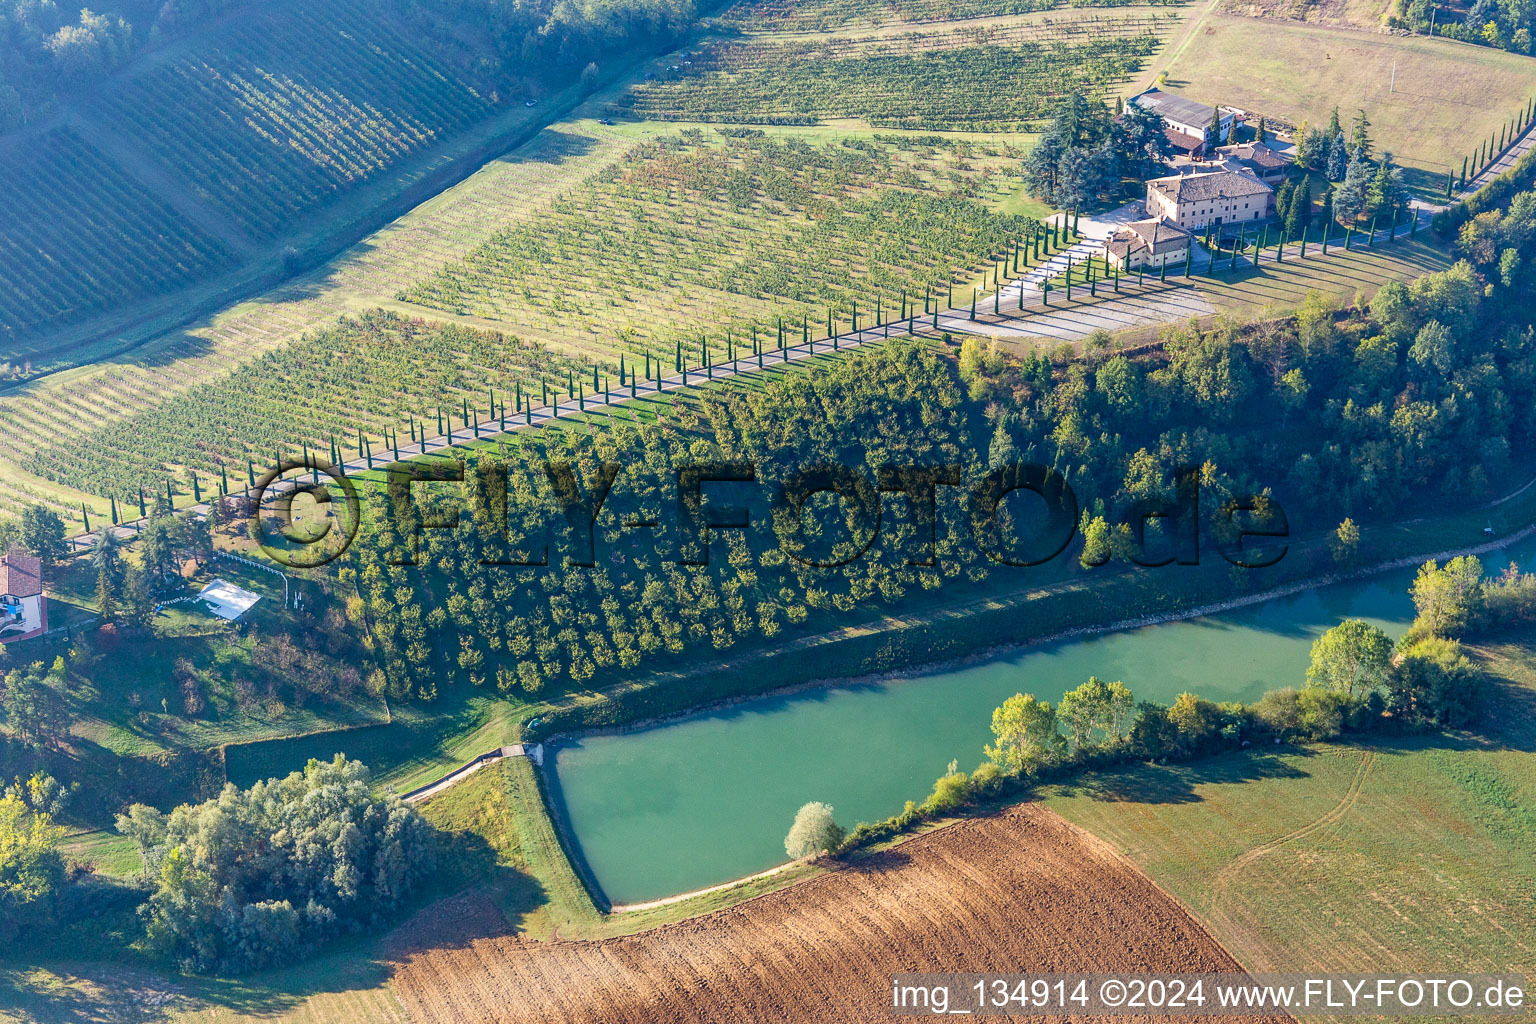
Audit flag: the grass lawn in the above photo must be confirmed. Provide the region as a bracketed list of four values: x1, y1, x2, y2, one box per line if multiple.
[1044, 630, 1536, 997]
[1163, 15, 1536, 194]
[1195, 232, 1454, 318]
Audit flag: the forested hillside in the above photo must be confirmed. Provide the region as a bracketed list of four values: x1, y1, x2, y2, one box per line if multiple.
[0, 0, 695, 345]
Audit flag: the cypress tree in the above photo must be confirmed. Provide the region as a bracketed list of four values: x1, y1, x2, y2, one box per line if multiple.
[970, 289, 976, 320]
[110, 496, 119, 525]
[82, 504, 90, 532]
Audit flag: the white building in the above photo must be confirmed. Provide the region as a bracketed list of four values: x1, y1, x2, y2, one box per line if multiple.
[0, 548, 46, 642]
[1132, 89, 1242, 156]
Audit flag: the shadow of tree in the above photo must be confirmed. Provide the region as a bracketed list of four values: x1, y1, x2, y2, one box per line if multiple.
[1063, 746, 1316, 805]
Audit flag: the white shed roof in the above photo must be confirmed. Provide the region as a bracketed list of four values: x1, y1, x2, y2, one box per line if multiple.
[199, 578, 260, 620]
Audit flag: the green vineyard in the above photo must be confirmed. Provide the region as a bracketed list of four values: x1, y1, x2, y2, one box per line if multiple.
[401, 131, 1034, 362]
[89, 0, 497, 241]
[718, 0, 1183, 33]
[0, 128, 234, 341]
[617, 22, 1169, 131]
[25, 131, 1038, 499]
[25, 312, 595, 498]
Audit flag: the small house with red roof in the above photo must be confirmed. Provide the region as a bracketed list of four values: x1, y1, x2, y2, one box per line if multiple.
[0, 547, 46, 642]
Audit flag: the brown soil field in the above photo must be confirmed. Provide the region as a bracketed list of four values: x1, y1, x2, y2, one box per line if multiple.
[386, 804, 1293, 1024]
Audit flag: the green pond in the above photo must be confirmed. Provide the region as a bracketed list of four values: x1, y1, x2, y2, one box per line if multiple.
[550, 543, 1532, 905]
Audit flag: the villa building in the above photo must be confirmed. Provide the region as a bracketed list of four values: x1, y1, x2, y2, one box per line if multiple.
[1103, 218, 1193, 271]
[1144, 168, 1274, 230]
[0, 547, 46, 643]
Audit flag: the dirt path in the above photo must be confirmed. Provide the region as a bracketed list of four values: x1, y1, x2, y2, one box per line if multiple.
[387, 804, 1296, 1024]
[1202, 750, 1376, 958]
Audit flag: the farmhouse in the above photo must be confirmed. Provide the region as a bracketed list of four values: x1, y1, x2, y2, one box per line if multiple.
[1103, 218, 1193, 271]
[1144, 168, 1274, 230]
[0, 547, 46, 642]
[1211, 142, 1290, 184]
[1132, 89, 1241, 155]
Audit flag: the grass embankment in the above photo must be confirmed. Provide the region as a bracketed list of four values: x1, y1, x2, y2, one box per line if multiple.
[1045, 633, 1536, 1006]
[1163, 15, 1536, 194]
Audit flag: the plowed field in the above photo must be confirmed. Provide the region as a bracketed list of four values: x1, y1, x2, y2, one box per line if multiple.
[387, 804, 1291, 1024]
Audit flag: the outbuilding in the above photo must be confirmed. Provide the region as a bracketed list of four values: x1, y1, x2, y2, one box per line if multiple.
[199, 578, 261, 621]
[1103, 218, 1194, 271]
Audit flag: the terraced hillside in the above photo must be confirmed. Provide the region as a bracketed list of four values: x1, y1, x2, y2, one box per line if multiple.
[0, 128, 235, 341]
[26, 312, 594, 497]
[398, 131, 1031, 360]
[0, 120, 638, 524]
[20, 130, 1034, 501]
[0, 0, 692, 357]
[90, 0, 498, 242]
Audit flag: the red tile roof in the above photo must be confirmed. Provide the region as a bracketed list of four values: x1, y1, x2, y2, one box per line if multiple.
[0, 548, 42, 598]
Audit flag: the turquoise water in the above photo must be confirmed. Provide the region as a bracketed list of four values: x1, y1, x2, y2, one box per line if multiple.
[551, 543, 1531, 905]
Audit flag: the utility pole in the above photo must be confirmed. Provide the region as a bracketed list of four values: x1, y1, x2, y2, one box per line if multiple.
[1390, 60, 1396, 93]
